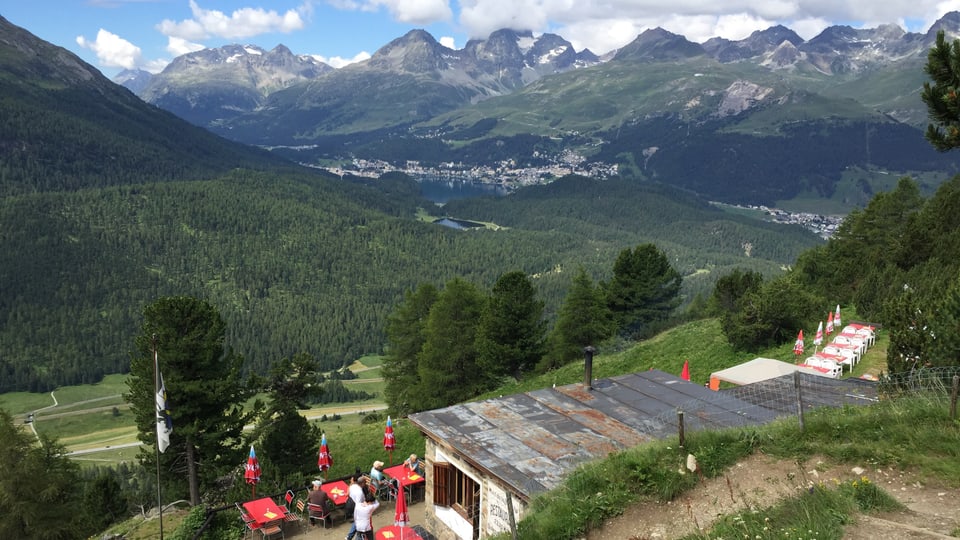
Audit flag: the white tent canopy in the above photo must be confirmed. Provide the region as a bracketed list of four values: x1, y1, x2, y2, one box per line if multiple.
[709, 357, 833, 389]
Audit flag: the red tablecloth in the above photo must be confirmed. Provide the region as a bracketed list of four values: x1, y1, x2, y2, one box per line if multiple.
[375, 525, 423, 540]
[242, 497, 287, 527]
[383, 464, 425, 487]
[321, 480, 350, 506]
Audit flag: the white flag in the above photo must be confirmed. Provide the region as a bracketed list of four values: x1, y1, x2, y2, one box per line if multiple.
[156, 370, 172, 453]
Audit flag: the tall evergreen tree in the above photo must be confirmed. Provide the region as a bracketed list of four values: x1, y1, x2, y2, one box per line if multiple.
[543, 267, 616, 371]
[0, 409, 89, 539]
[884, 287, 930, 376]
[711, 268, 764, 315]
[382, 283, 438, 416]
[923, 275, 960, 368]
[922, 30, 960, 151]
[416, 278, 488, 411]
[256, 353, 323, 483]
[603, 244, 682, 338]
[476, 271, 547, 381]
[126, 296, 253, 505]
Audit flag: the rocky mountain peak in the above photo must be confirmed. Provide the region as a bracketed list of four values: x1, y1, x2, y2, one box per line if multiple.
[614, 27, 705, 62]
[926, 11, 960, 40]
[368, 29, 451, 72]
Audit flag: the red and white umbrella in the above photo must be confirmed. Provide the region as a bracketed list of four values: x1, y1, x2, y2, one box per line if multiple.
[814, 321, 824, 346]
[244, 445, 261, 496]
[680, 360, 690, 381]
[826, 311, 834, 334]
[394, 485, 409, 527]
[384, 416, 396, 464]
[317, 433, 333, 478]
[793, 329, 804, 356]
[834, 305, 842, 327]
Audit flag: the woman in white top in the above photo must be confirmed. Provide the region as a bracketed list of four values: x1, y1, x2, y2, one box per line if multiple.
[353, 492, 380, 540]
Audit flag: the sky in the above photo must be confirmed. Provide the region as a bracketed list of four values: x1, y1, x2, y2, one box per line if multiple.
[5, 0, 960, 79]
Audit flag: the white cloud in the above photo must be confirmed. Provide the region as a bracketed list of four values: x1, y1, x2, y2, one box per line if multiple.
[157, 0, 306, 41]
[75, 29, 142, 70]
[439, 35, 457, 48]
[166, 36, 206, 57]
[142, 58, 172, 75]
[329, 0, 453, 24]
[369, 0, 453, 23]
[311, 51, 372, 68]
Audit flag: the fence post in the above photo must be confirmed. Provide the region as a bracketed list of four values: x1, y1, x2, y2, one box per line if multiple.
[794, 371, 805, 431]
[951, 375, 959, 420]
[677, 409, 685, 449]
[506, 490, 517, 540]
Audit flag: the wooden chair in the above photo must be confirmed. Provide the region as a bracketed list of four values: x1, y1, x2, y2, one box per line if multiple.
[259, 520, 284, 540]
[281, 497, 304, 531]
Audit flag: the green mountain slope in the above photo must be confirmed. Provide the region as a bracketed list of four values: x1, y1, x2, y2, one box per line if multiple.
[0, 17, 825, 393]
[0, 15, 288, 196]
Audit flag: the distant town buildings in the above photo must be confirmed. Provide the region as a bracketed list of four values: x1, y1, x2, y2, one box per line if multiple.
[323, 159, 843, 239]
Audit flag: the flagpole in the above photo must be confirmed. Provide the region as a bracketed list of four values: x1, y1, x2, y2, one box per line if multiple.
[153, 334, 164, 540]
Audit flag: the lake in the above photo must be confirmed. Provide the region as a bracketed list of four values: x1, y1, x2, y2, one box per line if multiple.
[416, 175, 510, 204]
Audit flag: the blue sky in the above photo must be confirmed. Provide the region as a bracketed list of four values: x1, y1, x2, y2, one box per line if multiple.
[4, 1, 960, 79]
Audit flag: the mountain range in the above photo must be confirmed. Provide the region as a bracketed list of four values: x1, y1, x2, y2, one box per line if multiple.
[0, 14, 834, 393]
[110, 14, 960, 208]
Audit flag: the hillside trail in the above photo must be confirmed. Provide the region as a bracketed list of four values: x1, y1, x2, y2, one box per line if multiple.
[586, 452, 960, 540]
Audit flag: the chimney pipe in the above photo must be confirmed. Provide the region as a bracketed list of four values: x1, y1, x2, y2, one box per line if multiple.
[583, 346, 596, 390]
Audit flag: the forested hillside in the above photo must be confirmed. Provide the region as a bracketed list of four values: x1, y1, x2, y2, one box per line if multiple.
[0, 168, 821, 393]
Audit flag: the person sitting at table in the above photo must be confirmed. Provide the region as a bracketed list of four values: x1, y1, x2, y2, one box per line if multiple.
[306, 479, 332, 526]
[403, 453, 424, 476]
[369, 460, 388, 495]
[353, 491, 380, 540]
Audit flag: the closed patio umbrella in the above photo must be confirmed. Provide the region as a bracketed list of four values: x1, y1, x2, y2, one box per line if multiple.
[317, 433, 333, 479]
[394, 486, 409, 527]
[245, 445, 261, 497]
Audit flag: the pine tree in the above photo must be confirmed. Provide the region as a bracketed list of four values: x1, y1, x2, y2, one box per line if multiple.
[257, 353, 323, 483]
[603, 244, 682, 338]
[544, 267, 616, 370]
[416, 278, 488, 410]
[476, 271, 547, 381]
[0, 409, 89, 539]
[382, 283, 438, 416]
[922, 30, 960, 151]
[126, 296, 254, 505]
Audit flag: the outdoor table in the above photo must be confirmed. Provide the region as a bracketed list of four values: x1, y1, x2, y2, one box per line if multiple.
[383, 464, 425, 488]
[375, 525, 423, 540]
[242, 496, 287, 527]
[321, 480, 350, 506]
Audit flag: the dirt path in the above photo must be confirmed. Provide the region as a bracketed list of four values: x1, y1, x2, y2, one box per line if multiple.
[586, 453, 960, 540]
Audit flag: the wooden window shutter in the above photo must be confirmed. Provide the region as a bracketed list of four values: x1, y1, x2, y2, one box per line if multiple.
[433, 462, 452, 506]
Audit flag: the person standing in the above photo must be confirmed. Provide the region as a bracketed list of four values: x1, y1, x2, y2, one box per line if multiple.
[353, 492, 380, 540]
[345, 475, 368, 540]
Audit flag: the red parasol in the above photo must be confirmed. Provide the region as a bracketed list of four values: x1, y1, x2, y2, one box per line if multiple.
[680, 360, 690, 381]
[384, 416, 396, 465]
[826, 310, 834, 334]
[394, 484, 409, 527]
[317, 433, 333, 478]
[244, 445, 261, 497]
[793, 329, 804, 356]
